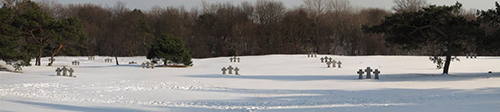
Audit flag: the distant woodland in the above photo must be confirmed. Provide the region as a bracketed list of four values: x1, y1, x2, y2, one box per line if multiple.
[1, 0, 499, 59]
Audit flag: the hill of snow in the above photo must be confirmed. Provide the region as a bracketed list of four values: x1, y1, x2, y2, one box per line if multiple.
[0, 55, 499, 112]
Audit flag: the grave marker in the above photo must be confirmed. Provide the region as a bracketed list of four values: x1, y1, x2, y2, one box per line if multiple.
[357, 69, 364, 79]
[374, 69, 380, 79]
[337, 61, 342, 68]
[228, 66, 234, 74]
[326, 61, 332, 68]
[320, 57, 324, 63]
[234, 67, 240, 75]
[69, 68, 74, 77]
[56, 68, 61, 76]
[13, 64, 22, 71]
[221, 67, 227, 74]
[331, 60, 336, 68]
[365, 67, 373, 79]
[62, 66, 68, 76]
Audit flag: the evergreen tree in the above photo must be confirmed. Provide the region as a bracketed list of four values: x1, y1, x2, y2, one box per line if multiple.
[0, 4, 31, 65]
[12, 1, 56, 66]
[477, 2, 500, 55]
[364, 2, 483, 74]
[47, 17, 87, 66]
[147, 34, 192, 66]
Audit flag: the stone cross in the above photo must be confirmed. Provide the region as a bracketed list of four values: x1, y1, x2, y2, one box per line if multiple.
[307, 53, 311, 57]
[337, 61, 342, 68]
[221, 67, 227, 74]
[151, 63, 155, 69]
[234, 67, 240, 75]
[328, 57, 333, 62]
[55, 68, 62, 76]
[62, 66, 68, 76]
[228, 66, 234, 74]
[69, 68, 74, 77]
[357, 69, 364, 79]
[466, 53, 469, 59]
[89, 56, 95, 60]
[374, 69, 380, 79]
[230, 57, 234, 62]
[13, 64, 22, 71]
[331, 60, 337, 68]
[146, 61, 151, 68]
[237, 57, 240, 62]
[365, 67, 373, 79]
[314, 53, 317, 57]
[141, 62, 145, 68]
[326, 61, 332, 68]
[320, 57, 324, 63]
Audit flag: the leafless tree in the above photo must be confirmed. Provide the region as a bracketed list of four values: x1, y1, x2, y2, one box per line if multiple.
[392, 0, 428, 12]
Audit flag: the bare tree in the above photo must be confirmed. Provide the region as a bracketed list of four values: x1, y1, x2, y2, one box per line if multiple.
[392, 0, 428, 12]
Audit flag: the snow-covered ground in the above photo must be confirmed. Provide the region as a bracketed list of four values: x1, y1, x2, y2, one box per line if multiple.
[0, 55, 499, 112]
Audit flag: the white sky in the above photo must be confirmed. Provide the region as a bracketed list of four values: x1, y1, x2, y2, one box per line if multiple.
[34, 0, 498, 11]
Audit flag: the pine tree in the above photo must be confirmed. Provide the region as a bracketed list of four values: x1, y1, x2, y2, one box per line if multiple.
[365, 2, 484, 74]
[0, 4, 31, 65]
[477, 2, 500, 55]
[12, 1, 56, 66]
[147, 34, 193, 66]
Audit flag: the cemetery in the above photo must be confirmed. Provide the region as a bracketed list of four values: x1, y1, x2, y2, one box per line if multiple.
[0, 55, 498, 112]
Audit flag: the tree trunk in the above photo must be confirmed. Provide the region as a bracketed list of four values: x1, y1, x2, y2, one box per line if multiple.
[164, 60, 167, 66]
[36, 48, 43, 66]
[114, 55, 119, 65]
[443, 54, 452, 75]
[48, 45, 64, 66]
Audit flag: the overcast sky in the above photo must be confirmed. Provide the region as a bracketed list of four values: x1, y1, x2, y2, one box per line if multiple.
[33, 0, 498, 11]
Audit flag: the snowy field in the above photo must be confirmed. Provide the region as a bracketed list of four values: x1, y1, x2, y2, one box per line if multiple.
[0, 55, 499, 112]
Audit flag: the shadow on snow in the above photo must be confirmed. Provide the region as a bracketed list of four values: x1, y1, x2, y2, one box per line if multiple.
[8, 100, 148, 112]
[186, 72, 500, 82]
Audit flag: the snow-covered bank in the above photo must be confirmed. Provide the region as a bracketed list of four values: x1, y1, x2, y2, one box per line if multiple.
[0, 55, 499, 112]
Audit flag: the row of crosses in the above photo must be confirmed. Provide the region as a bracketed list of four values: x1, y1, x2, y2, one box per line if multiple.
[72, 61, 80, 65]
[88, 56, 96, 60]
[221, 66, 240, 75]
[141, 61, 155, 69]
[129, 61, 137, 64]
[104, 58, 113, 63]
[55, 66, 75, 77]
[320, 56, 334, 63]
[466, 53, 477, 59]
[326, 60, 342, 68]
[307, 52, 317, 58]
[357, 67, 380, 79]
[230, 56, 241, 62]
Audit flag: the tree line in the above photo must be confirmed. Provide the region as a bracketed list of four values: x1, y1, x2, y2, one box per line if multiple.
[1, 0, 499, 65]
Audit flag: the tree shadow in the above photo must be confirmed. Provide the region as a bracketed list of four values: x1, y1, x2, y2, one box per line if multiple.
[9, 100, 148, 112]
[165, 87, 500, 112]
[186, 72, 500, 82]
